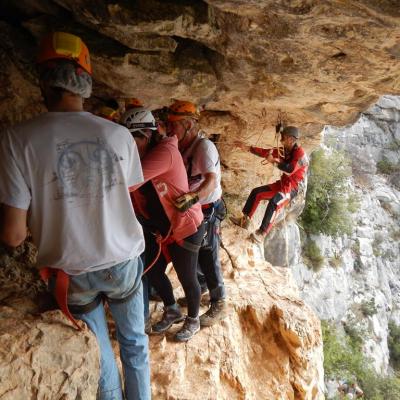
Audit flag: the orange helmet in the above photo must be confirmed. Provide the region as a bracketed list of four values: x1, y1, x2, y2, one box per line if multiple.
[167, 100, 199, 122]
[125, 98, 143, 110]
[97, 106, 119, 122]
[37, 32, 92, 75]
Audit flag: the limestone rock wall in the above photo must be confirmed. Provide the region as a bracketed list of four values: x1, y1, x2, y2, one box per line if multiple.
[1, 1, 400, 398]
[0, 226, 324, 399]
[0, 305, 99, 400]
[0, 0, 399, 136]
[288, 96, 400, 375]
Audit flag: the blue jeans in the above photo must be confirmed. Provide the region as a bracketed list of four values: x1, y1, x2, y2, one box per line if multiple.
[67, 258, 151, 400]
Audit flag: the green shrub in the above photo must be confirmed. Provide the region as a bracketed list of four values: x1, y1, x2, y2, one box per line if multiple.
[351, 241, 363, 272]
[390, 228, 400, 241]
[353, 255, 363, 273]
[322, 321, 366, 382]
[301, 148, 357, 237]
[343, 323, 364, 349]
[389, 322, 400, 370]
[376, 159, 400, 175]
[329, 252, 342, 268]
[322, 321, 400, 399]
[351, 240, 361, 256]
[372, 236, 383, 257]
[360, 373, 400, 400]
[360, 299, 377, 317]
[302, 239, 324, 271]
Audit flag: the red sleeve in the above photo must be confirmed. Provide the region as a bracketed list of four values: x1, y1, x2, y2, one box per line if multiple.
[250, 146, 271, 158]
[129, 144, 173, 192]
[249, 146, 282, 159]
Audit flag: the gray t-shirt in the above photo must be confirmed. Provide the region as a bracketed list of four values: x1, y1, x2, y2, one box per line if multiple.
[182, 132, 222, 205]
[0, 111, 144, 274]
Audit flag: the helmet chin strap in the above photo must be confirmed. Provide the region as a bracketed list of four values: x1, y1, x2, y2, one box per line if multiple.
[178, 120, 194, 149]
[179, 126, 190, 143]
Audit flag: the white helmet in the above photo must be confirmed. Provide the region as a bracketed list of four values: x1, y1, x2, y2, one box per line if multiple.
[120, 107, 157, 137]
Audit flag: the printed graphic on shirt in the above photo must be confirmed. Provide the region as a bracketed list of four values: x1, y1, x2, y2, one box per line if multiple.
[54, 138, 123, 200]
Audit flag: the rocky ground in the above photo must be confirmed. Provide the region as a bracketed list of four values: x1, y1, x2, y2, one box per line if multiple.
[0, 226, 324, 399]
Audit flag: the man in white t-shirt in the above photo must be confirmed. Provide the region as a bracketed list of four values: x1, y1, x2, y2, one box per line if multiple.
[167, 100, 227, 327]
[0, 32, 150, 400]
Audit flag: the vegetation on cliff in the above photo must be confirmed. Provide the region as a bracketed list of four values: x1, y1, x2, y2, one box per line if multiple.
[323, 322, 400, 399]
[301, 148, 357, 237]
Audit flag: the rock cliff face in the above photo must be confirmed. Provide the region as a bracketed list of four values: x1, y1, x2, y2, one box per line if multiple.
[149, 226, 324, 400]
[0, 305, 99, 400]
[0, 1, 400, 399]
[282, 96, 400, 375]
[0, 227, 324, 399]
[0, 0, 399, 135]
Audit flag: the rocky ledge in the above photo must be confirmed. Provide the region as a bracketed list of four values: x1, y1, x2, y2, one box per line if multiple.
[0, 226, 323, 399]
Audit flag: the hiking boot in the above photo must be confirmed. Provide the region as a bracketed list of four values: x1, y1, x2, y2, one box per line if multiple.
[152, 305, 184, 334]
[249, 229, 266, 244]
[177, 287, 209, 307]
[145, 318, 152, 335]
[174, 316, 200, 342]
[200, 299, 228, 327]
[230, 214, 251, 230]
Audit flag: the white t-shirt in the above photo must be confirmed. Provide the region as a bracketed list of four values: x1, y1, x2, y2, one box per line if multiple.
[182, 132, 222, 205]
[0, 111, 144, 275]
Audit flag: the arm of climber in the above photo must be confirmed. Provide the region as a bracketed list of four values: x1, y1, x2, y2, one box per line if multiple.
[250, 146, 282, 159]
[129, 145, 173, 192]
[0, 132, 30, 247]
[0, 204, 27, 247]
[249, 146, 271, 158]
[174, 172, 216, 211]
[193, 172, 217, 201]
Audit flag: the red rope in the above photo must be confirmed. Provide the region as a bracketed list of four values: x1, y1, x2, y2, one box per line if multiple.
[142, 226, 173, 275]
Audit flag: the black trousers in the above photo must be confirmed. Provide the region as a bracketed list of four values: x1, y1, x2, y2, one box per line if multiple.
[145, 223, 205, 318]
[197, 199, 226, 301]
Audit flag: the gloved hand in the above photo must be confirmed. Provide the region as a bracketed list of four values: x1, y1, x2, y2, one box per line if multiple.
[174, 192, 199, 212]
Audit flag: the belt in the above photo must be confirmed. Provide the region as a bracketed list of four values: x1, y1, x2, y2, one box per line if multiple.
[201, 198, 221, 210]
[40, 267, 137, 329]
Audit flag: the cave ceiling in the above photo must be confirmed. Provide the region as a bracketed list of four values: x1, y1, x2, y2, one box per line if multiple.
[0, 0, 399, 140]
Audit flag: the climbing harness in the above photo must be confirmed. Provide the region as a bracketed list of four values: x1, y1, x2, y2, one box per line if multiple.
[39, 267, 82, 330]
[142, 226, 173, 275]
[142, 224, 202, 275]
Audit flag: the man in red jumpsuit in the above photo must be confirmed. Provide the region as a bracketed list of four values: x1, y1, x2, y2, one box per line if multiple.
[231, 126, 308, 243]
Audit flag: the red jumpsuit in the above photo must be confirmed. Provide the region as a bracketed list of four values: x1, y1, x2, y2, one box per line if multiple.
[243, 143, 308, 234]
